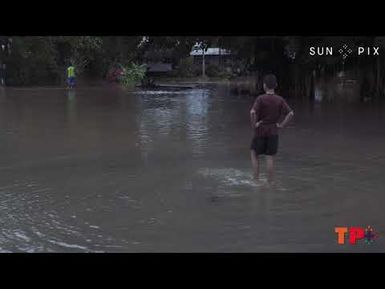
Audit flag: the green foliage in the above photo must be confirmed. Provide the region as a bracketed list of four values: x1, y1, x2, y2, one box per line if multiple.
[69, 36, 103, 75]
[120, 63, 146, 88]
[6, 37, 59, 85]
[3, 35, 385, 96]
[4, 36, 139, 86]
[205, 64, 220, 77]
[143, 47, 173, 63]
[3, 36, 240, 86]
[173, 57, 197, 77]
[205, 64, 232, 79]
[4, 36, 101, 85]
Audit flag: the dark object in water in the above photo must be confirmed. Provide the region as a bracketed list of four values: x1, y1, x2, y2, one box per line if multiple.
[137, 83, 196, 91]
[157, 84, 195, 90]
[141, 77, 156, 88]
[139, 75, 195, 90]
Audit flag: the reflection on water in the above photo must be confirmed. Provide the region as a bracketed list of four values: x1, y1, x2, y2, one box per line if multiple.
[0, 83, 384, 252]
[314, 86, 323, 103]
[185, 89, 209, 157]
[66, 89, 77, 129]
[312, 72, 361, 103]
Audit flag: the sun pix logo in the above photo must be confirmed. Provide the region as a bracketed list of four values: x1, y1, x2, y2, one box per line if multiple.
[335, 226, 379, 245]
[309, 44, 380, 60]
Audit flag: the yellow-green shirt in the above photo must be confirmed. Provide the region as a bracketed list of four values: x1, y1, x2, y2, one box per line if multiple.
[67, 66, 75, 78]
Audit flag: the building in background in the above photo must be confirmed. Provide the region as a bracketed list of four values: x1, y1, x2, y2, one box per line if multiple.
[190, 47, 233, 66]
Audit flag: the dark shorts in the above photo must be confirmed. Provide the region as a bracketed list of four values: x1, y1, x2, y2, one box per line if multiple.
[250, 135, 279, 155]
[67, 77, 75, 87]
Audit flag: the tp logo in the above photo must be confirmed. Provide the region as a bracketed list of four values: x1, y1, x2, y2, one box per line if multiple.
[335, 226, 378, 245]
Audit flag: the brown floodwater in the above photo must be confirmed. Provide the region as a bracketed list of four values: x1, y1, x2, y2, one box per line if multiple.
[0, 81, 384, 252]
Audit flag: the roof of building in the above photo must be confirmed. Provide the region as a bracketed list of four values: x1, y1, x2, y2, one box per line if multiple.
[190, 48, 232, 56]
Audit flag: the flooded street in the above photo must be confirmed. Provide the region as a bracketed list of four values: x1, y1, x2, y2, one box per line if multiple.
[0, 82, 384, 252]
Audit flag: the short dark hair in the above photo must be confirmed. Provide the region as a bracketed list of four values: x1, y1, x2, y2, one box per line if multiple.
[263, 74, 278, 90]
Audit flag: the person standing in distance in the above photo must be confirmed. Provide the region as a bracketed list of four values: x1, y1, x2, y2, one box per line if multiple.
[67, 63, 76, 89]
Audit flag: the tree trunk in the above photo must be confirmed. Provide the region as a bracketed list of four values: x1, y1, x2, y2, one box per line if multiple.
[202, 50, 205, 78]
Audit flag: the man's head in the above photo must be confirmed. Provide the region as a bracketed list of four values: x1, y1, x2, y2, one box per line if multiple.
[263, 74, 278, 92]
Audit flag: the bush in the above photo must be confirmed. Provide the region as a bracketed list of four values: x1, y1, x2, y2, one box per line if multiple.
[120, 63, 146, 88]
[205, 64, 220, 77]
[5, 36, 104, 86]
[6, 37, 60, 86]
[206, 64, 232, 79]
[173, 57, 195, 77]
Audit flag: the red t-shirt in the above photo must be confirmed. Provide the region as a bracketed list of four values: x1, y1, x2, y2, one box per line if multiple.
[251, 93, 292, 137]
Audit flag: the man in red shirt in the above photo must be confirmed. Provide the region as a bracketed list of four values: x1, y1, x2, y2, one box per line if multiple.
[250, 74, 294, 182]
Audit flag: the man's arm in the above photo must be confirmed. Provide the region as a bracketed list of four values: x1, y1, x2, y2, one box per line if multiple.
[277, 99, 294, 128]
[250, 97, 260, 128]
[250, 110, 256, 127]
[277, 110, 294, 128]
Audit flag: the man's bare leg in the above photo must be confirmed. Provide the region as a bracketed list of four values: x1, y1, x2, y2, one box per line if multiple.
[250, 150, 259, 179]
[266, 155, 274, 183]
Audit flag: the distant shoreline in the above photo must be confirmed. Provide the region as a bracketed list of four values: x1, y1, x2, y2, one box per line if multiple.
[0, 77, 258, 96]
